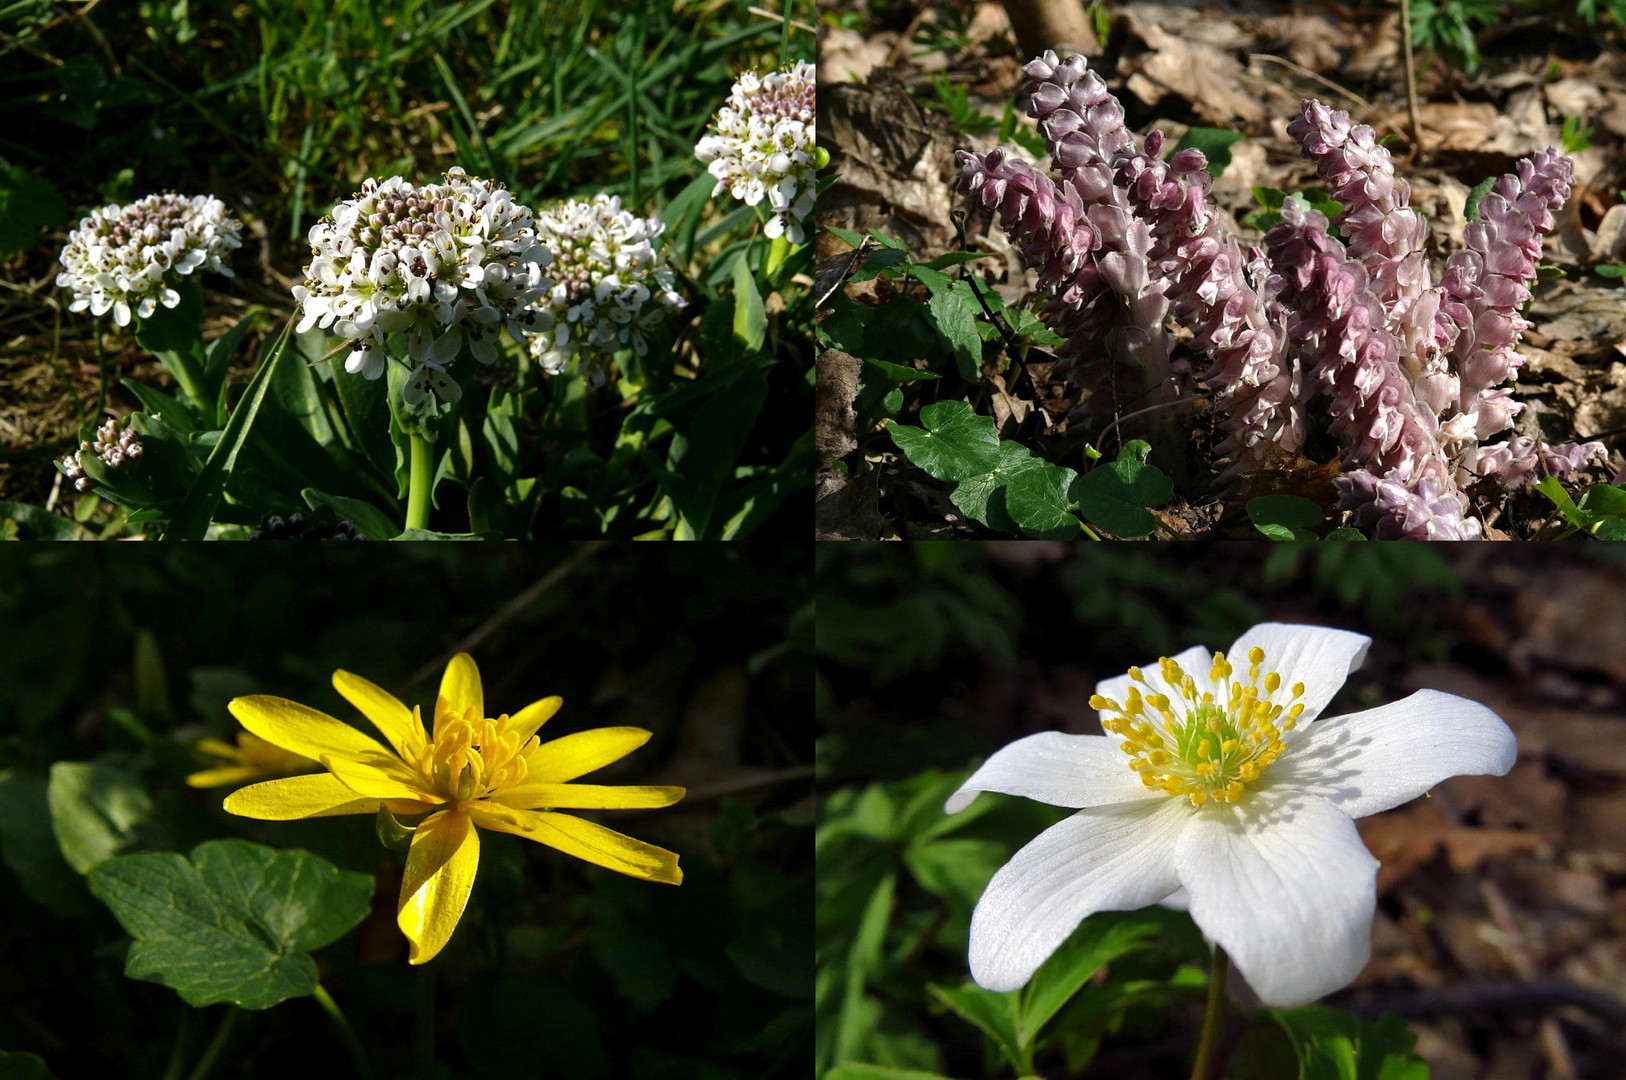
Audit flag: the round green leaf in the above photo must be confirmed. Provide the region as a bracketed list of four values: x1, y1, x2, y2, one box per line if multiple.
[887, 402, 1000, 483]
[86, 839, 374, 1009]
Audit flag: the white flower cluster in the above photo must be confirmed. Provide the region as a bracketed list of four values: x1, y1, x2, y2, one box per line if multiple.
[57, 193, 242, 327]
[527, 194, 685, 387]
[694, 60, 815, 243]
[292, 167, 554, 405]
[60, 417, 144, 492]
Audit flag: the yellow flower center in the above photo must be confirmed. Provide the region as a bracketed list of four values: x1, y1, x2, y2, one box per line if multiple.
[1088, 647, 1306, 806]
[412, 705, 533, 802]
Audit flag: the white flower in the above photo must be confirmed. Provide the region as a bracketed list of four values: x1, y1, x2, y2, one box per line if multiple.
[694, 60, 815, 244]
[293, 167, 556, 400]
[526, 193, 684, 387]
[57, 193, 242, 327]
[945, 622, 1516, 1007]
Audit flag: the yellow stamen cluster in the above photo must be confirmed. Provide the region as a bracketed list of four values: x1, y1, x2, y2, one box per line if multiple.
[412, 706, 534, 803]
[1088, 647, 1306, 807]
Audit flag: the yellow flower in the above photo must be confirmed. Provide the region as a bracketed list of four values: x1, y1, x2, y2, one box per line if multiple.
[221, 653, 684, 964]
[185, 731, 319, 788]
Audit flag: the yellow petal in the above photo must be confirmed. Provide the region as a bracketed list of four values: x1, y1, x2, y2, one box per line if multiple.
[185, 765, 262, 789]
[193, 737, 240, 758]
[319, 753, 439, 804]
[505, 695, 563, 743]
[523, 726, 651, 783]
[398, 809, 480, 965]
[467, 803, 681, 884]
[333, 669, 425, 760]
[434, 653, 483, 738]
[488, 783, 685, 811]
[223, 774, 381, 820]
[229, 695, 395, 766]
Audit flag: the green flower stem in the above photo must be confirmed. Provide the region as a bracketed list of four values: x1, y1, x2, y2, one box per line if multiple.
[183, 1008, 239, 1080]
[406, 431, 433, 531]
[1189, 945, 1229, 1080]
[764, 234, 791, 283]
[160, 1005, 192, 1080]
[313, 983, 376, 1080]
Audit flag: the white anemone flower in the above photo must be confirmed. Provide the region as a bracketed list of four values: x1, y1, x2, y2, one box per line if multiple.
[945, 622, 1516, 1007]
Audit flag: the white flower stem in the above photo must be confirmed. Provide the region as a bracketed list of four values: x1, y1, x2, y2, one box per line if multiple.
[406, 432, 433, 531]
[1190, 945, 1230, 1080]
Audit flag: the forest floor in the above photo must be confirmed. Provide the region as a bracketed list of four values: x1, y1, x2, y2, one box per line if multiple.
[815, 0, 1626, 539]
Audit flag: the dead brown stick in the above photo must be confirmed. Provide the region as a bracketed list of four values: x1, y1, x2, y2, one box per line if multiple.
[404, 542, 610, 689]
[1397, 0, 1425, 157]
[1000, 0, 1099, 60]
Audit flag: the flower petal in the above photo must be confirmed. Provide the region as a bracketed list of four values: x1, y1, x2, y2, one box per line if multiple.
[487, 783, 685, 811]
[505, 695, 564, 743]
[1174, 790, 1377, 1007]
[320, 753, 439, 803]
[523, 726, 651, 783]
[967, 797, 1188, 992]
[186, 766, 263, 789]
[1226, 623, 1371, 726]
[229, 695, 397, 764]
[223, 773, 382, 820]
[1269, 689, 1516, 819]
[399, 809, 480, 965]
[333, 669, 425, 759]
[466, 803, 681, 883]
[434, 653, 483, 736]
[944, 731, 1155, 814]
[1093, 644, 1213, 719]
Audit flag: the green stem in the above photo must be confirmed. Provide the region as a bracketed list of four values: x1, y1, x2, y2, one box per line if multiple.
[184, 1008, 239, 1080]
[406, 432, 434, 531]
[1190, 945, 1229, 1080]
[160, 1005, 191, 1080]
[763, 234, 791, 283]
[312, 983, 376, 1080]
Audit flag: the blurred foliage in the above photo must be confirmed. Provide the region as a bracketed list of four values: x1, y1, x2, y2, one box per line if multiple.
[0, 543, 811, 1079]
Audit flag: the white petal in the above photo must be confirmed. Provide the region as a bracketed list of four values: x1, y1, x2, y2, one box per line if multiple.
[1093, 644, 1213, 726]
[1269, 689, 1516, 819]
[968, 798, 1188, 991]
[1175, 790, 1377, 1007]
[945, 731, 1153, 814]
[1226, 623, 1371, 726]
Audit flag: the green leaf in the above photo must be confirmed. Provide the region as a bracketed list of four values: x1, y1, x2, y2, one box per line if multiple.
[1004, 460, 1084, 539]
[0, 500, 79, 540]
[1535, 475, 1586, 528]
[0, 1052, 61, 1080]
[1017, 912, 1162, 1049]
[1463, 175, 1497, 221]
[1252, 186, 1287, 210]
[928, 982, 1028, 1073]
[1300, 188, 1345, 222]
[901, 837, 1007, 906]
[1271, 1007, 1426, 1080]
[948, 441, 1049, 531]
[301, 488, 401, 540]
[163, 320, 295, 539]
[1071, 443, 1172, 538]
[86, 839, 373, 1009]
[0, 770, 92, 915]
[1171, 127, 1244, 177]
[120, 378, 195, 435]
[733, 250, 767, 352]
[1596, 264, 1626, 279]
[888, 401, 1000, 483]
[1578, 483, 1626, 522]
[1323, 527, 1367, 540]
[909, 267, 983, 381]
[823, 1067, 957, 1080]
[862, 357, 941, 383]
[47, 761, 155, 874]
[0, 158, 67, 258]
[1247, 494, 1323, 541]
